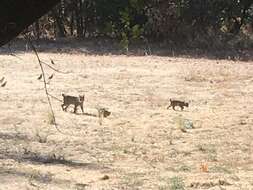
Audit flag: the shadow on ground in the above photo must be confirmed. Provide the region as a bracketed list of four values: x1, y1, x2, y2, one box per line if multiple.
[0, 149, 105, 170]
[0, 38, 253, 61]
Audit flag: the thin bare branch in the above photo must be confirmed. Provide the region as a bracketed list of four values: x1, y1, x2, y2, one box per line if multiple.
[24, 34, 62, 133]
[0, 43, 23, 60]
[40, 60, 70, 74]
[48, 93, 63, 102]
[9, 53, 23, 60]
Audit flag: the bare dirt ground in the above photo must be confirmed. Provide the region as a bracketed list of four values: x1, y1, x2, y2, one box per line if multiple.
[0, 50, 253, 189]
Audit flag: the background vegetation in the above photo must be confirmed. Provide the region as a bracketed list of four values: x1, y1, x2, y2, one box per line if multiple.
[27, 0, 253, 50]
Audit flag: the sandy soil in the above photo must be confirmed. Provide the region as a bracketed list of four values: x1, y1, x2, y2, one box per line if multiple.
[0, 51, 253, 190]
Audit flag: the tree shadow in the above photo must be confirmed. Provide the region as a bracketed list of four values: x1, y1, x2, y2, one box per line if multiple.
[0, 132, 30, 141]
[1, 38, 253, 61]
[0, 163, 95, 188]
[23, 154, 103, 170]
[0, 149, 106, 170]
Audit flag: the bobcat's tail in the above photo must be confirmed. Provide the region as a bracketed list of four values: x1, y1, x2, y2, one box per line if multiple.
[167, 99, 172, 109]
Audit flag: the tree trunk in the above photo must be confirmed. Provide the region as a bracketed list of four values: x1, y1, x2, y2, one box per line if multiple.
[35, 21, 40, 40]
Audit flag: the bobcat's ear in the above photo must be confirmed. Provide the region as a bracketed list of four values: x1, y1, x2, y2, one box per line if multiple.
[79, 95, 85, 101]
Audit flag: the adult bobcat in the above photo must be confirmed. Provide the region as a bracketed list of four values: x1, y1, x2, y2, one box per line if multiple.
[61, 94, 84, 113]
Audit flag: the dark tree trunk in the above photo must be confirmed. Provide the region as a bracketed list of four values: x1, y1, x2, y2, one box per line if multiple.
[35, 21, 40, 40]
[52, 8, 66, 38]
[75, 0, 84, 37]
[0, 0, 60, 47]
[70, 11, 74, 36]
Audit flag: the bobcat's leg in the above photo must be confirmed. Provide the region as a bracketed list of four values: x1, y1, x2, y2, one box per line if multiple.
[73, 105, 77, 113]
[64, 104, 70, 112]
[61, 104, 66, 111]
[80, 104, 84, 113]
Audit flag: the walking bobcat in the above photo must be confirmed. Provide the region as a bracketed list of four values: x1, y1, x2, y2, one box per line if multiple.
[167, 99, 189, 111]
[61, 94, 85, 113]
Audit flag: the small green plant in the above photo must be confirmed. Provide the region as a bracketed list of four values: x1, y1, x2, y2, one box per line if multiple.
[35, 132, 48, 143]
[123, 173, 144, 188]
[173, 115, 184, 129]
[168, 126, 174, 145]
[178, 165, 191, 172]
[210, 165, 232, 174]
[169, 176, 185, 190]
[35, 128, 49, 143]
[207, 152, 218, 162]
[197, 144, 216, 154]
[29, 170, 53, 185]
[159, 185, 167, 190]
[197, 144, 217, 161]
[47, 112, 55, 125]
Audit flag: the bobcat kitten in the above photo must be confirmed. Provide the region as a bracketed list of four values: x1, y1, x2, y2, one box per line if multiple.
[61, 94, 85, 113]
[167, 99, 189, 111]
[98, 108, 111, 118]
[97, 107, 111, 125]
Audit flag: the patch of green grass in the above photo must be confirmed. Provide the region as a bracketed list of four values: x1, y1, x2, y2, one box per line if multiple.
[197, 144, 217, 161]
[197, 144, 216, 153]
[169, 176, 185, 190]
[207, 152, 218, 162]
[122, 173, 144, 188]
[178, 165, 191, 172]
[210, 165, 233, 174]
[159, 185, 167, 190]
[47, 112, 55, 125]
[29, 170, 53, 184]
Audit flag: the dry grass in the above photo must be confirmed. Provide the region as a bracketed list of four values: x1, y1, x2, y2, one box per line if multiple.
[0, 52, 252, 189]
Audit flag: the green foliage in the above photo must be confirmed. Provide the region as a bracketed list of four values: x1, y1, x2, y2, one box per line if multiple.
[104, 22, 115, 36]
[131, 24, 144, 40]
[38, 0, 253, 48]
[120, 32, 129, 52]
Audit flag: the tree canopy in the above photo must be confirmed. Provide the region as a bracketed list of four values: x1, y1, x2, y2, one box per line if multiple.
[0, 0, 60, 46]
[0, 0, 253, 49]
